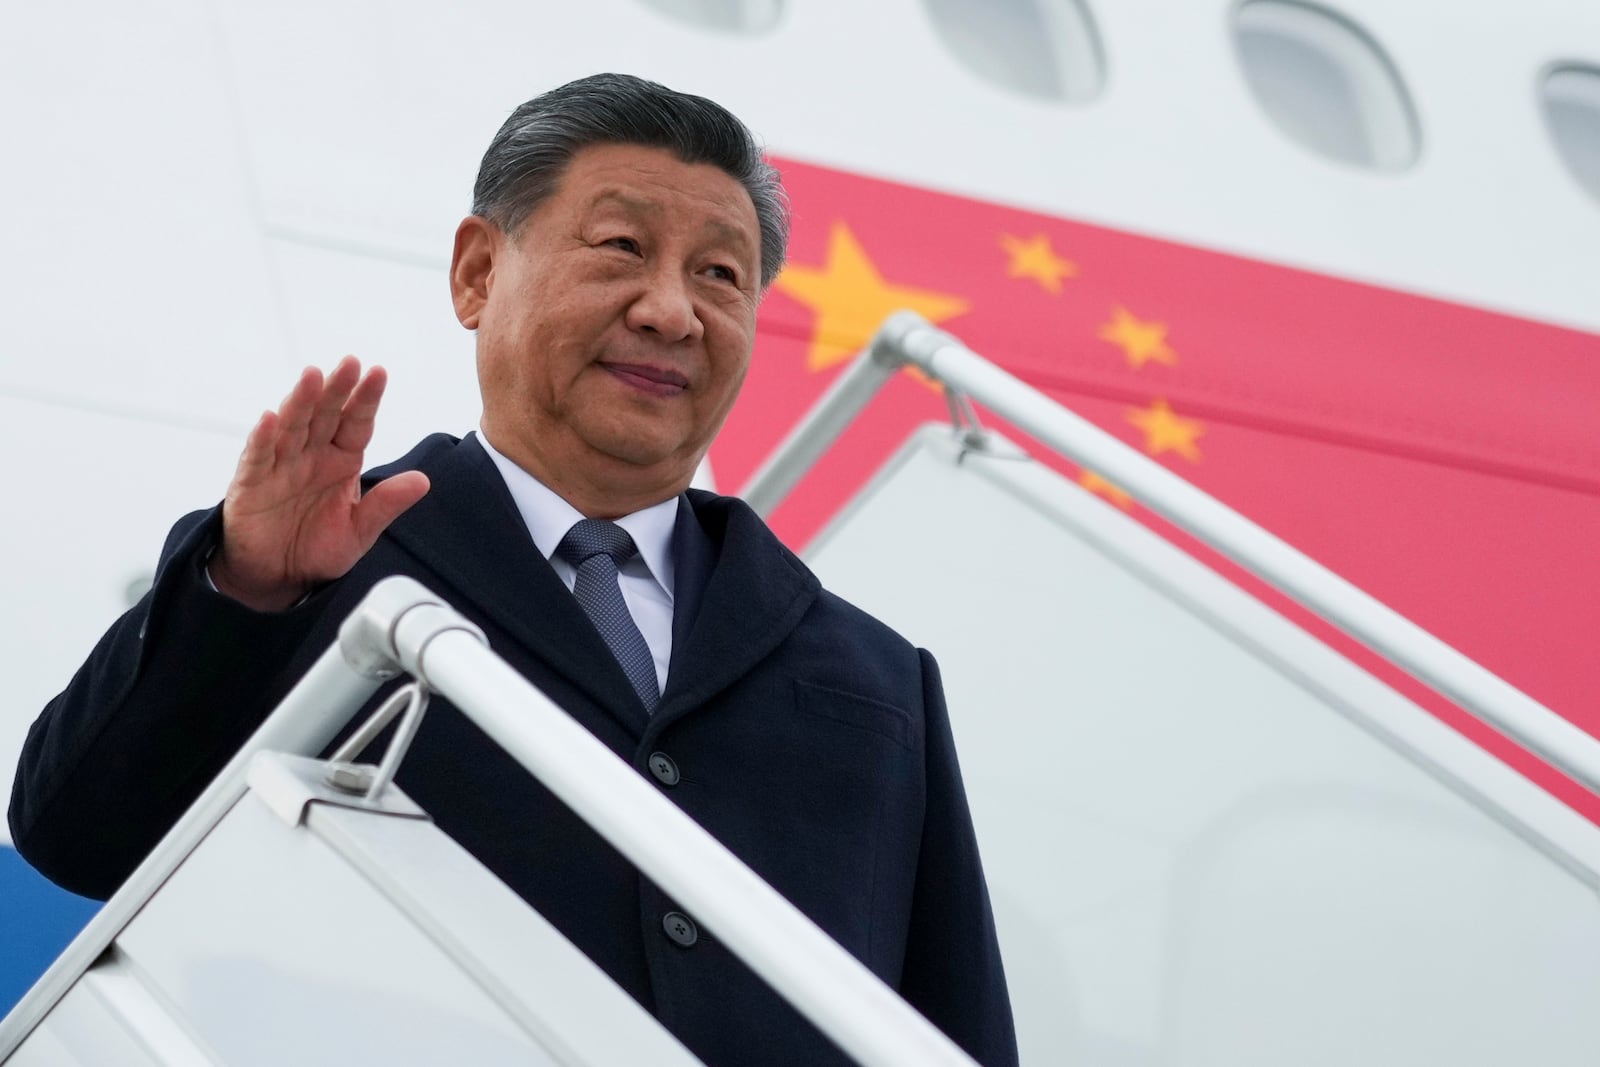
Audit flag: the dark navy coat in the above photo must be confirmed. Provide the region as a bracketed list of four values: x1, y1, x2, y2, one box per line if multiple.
[10, 433, 1017, 1067]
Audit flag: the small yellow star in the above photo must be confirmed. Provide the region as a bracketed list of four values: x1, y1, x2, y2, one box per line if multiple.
[775, 222, 972, 372]
[1000, 233, 1078, 294]
[1099, 306, 1177, 369]
[1078, 470, 1134, 509]
[1127, 398, 1204, 462]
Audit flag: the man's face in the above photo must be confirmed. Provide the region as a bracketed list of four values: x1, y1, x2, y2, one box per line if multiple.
[454, 142, 762, 514]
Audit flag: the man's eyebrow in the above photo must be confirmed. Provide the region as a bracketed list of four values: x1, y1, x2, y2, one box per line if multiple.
[701, 218, 756, 256]
[589, 189, 661, 217]
[588, 189, 756, 257]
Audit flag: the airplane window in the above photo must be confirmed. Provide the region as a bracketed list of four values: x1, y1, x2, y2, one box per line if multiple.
[1540, 65, 1600, 207]
[1232, 1, 1421, 171]
[632, 0, 782, 33]
[922, 0, 1106, 103]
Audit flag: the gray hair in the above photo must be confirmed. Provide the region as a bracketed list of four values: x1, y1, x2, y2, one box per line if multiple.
[472, 73, 789, 288]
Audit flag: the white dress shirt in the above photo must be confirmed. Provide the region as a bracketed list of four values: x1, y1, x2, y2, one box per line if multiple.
[477, 431, 677, 693]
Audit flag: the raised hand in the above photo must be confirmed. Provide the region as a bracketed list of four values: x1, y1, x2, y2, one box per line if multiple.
[209, 357, 430, 611]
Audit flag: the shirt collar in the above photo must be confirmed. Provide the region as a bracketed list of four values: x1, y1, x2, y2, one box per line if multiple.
[475, 430, 678, 599]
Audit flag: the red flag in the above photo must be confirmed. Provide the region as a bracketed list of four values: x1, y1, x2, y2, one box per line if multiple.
[713, 157, 1600, 820]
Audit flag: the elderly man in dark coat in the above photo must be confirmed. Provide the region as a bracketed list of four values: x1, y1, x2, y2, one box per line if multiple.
[10, 73, 1017, 1067]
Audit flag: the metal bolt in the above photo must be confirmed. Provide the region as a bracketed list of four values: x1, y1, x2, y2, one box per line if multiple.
[324, 762, 376, 795]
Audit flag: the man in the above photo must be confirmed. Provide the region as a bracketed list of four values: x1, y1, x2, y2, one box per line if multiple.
[10, 74, 1016, 1066]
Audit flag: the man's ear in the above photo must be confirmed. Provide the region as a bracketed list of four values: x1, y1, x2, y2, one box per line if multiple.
[450, 216, 498, 329]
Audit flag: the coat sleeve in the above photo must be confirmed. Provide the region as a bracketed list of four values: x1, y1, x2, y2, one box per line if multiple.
[7, 506, 329, 900]
[897, 648, 1020, 1067]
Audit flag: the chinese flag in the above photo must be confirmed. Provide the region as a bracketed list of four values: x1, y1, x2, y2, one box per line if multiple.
[712, 158, 1600, 821]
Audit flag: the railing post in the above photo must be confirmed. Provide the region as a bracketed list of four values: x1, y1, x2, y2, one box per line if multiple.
[738, 312, 922, 514]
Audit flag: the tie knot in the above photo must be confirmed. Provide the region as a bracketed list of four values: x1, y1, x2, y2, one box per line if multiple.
[556, 519, 639, 568]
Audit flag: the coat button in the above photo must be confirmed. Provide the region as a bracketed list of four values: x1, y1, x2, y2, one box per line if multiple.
[647, 752, 680, 787]
[662, 911, 698, 948]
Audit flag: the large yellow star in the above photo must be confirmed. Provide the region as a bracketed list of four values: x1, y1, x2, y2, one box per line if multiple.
[1000, 233, 1078, 294]
[775, 222, 972, 372]
[1099, 306, 1177, 368]
[1126, 398, 1204, 462]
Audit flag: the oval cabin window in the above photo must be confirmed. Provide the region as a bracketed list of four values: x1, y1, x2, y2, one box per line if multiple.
[1232, 0, 1421, 171]
[922, 0, 1107, 104]
[633, 0, 783, 34]
[1541, 64, 1600, 207]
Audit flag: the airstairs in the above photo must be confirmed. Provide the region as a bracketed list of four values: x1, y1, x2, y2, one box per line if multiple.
[4, 312, 1599, 1065]
[0, 573, 978, 1067]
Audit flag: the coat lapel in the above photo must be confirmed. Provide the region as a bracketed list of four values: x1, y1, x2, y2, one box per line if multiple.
[375, 434, 650, 735]
[668, 495, 714, 665]
[369, 437, 821, 740]
[652, 491, 820, 734]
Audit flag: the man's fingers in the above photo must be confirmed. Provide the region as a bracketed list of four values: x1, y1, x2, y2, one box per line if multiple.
[276, 365, 327, 458]
[332, 363, 390, 452]
[352, 471, 430, 549]
[307, 356, 363, 448]
[233, 410, 281, 484]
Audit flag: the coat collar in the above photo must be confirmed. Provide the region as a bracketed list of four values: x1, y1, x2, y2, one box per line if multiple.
[651, 488, 820, 735]
[370, 435, 819, 739]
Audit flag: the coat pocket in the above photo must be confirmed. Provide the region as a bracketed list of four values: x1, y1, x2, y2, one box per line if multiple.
[793, 680, 914, 750]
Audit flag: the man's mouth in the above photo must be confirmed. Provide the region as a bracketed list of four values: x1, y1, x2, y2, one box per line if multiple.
[599, 362, 690, 397]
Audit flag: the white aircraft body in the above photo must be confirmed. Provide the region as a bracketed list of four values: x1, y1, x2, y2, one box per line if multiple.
[2, 1, 1598, 1063]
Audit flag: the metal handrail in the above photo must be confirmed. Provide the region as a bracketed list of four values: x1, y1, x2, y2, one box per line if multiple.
[0, 577, 978, 1067]
[405, 606, 979, 1067]
[739, 310, 1600, 801]
[0, 639, 385, 1061]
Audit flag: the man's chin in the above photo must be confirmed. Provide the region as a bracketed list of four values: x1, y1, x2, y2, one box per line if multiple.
[582, 433, 700, 488]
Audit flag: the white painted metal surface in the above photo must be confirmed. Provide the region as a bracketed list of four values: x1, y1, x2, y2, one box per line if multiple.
[6, 0, 1597, 837]
[410, 623, 982, 1067]
[2, 577, 980, 1067]
[0, 639, 384, 1059]
[746, 313, 1600, 800]
[4, 0, 1596, 1049]
[113, 791, 625, 1065]
[8, 956, 184, 1067]
[9, 777, 704, 1066]
[0, 397, 241, 850]
[804, 424, 1600, 1066]
[199, 0, 1600, 331]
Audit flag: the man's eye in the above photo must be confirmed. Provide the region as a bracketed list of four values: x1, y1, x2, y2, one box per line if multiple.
[705, 264, 738, 283]
[604, 236, 641, 254]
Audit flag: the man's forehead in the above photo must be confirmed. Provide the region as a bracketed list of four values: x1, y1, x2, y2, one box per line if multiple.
[562, 142, 743, 197]
[588, 183, 742, 218]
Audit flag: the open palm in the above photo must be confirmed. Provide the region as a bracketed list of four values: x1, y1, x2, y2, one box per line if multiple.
[210, 357, 430, 611]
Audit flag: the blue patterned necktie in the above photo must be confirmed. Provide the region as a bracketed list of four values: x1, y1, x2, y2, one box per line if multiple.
[555, 519, 661, 712]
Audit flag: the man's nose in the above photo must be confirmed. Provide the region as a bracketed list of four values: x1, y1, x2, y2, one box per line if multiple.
[625, 269, 704, 343]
